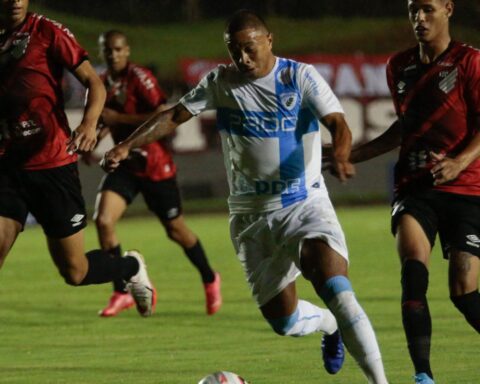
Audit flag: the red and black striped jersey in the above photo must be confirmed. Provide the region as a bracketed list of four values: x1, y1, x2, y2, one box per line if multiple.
[101, 63, 176, 181]
[387, 41, 480, 196]
[0, 13, 88, 169]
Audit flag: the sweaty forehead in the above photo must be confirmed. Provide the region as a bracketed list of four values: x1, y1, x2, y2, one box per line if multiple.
[224, 28, 267, 45]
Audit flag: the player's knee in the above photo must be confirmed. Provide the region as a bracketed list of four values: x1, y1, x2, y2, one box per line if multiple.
[165, 225, 189, 246]
[266, 309, 299, 336]
[165, 227, 180, 242]
[401, 259, 428, 300]
[60, 267, 86, 286]
[300, 239, 347, 282]
[94, 213, 114, 232]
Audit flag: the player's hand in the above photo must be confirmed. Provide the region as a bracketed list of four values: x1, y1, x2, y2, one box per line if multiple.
[101, 143, 130, 172]
[430, 151, 465, 185]
[323, 146, 355, 182]
[67, 123, 97, 154]
[101, 108, 120, 127]
[331, 158, 356, 182]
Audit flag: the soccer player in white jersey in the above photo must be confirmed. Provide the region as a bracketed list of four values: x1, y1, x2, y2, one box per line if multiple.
[103, 10, 389, 383]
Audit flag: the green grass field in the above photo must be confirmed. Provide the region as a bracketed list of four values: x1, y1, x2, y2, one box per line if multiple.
[0, 206, 477, 383]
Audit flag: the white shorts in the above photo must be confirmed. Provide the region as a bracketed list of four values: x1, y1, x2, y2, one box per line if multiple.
[229, 190, 348, 307]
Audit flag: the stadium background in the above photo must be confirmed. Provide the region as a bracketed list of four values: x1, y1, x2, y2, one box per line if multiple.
[31, 0, 480, 213]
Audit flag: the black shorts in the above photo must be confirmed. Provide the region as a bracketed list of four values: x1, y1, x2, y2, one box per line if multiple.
[391, 189, 480, 259]
[0, 163, 87, 238]
[99, 168, 182, 221]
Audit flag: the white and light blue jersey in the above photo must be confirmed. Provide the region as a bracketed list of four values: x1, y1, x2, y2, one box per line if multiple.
[180, 57, 344, 213]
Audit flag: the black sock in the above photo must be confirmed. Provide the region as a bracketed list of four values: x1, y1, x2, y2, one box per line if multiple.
[451, 290, 480, 332]
[184, 241, 215, 283]
[80, 249, 139, 285]
[401, 259, 433, 378]
[108, 244, 122, 258]
[107, 245, 128, 293]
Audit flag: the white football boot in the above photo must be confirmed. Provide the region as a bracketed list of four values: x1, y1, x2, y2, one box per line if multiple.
[124, 250, 156, 317]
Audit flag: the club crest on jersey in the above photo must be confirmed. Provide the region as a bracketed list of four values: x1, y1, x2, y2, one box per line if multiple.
[276, 67, 293, 86]
[280, 92, 298, 111]
[397, 81, 406, 94]
[11, 33, 30, 59]
[438, 67, 458, 94]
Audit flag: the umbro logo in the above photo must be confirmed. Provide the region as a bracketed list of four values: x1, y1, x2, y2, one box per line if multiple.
[466, 234, 480, 248]
[392, 200, 405, 216]
[70, 214, 85, 227]
[397, 81, 406, 94]
[166, 208, 179, 219]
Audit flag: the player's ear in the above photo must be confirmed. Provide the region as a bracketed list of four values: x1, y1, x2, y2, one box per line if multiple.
[126, 45, 131, 57]
[445, 1, 454, 18]
[267, 32, 273, 48]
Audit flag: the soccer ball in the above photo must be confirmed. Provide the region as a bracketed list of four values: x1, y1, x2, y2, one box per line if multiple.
[198, 371, 249, 384]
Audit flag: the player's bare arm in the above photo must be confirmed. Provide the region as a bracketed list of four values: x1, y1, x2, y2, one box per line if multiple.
[81, 125, 111, 166]
[68, 60, 106, 153]
[349, 120, 402, 164]
[321, 112, 355, 182]
[101, 107, 159, 127]
[102, 103, 192, 172]
[431, 119, 480, 185]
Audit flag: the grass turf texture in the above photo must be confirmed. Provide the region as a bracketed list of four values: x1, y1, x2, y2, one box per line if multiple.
[0, 206, 477, 383]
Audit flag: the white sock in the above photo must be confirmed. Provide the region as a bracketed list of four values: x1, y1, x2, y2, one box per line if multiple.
[327, 290, 388, 384]
[287, 300, 337, 336]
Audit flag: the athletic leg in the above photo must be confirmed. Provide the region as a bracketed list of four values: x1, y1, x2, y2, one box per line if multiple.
[161, 215, 215, 282]
[230, 209, 336, 338]
[47, 231, 155, 316]
[161, 215, 221, 314]
[143, 176, 221, 314]
[449, 250, 480, 332]
[0, 217, 22, 269]
[143, 177, 216, 283]
[94, 190, 129, 290]
[47, 230, 137, 285]
[396, 214, 434, 382]
[94, 190, 128, 252]
[94, 190, 136, 316]
[301, 238, 388, 383]
[261, 281, 337, 337]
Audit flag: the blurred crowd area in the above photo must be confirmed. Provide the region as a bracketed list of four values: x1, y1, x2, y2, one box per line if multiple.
[35, 0, 479, 26]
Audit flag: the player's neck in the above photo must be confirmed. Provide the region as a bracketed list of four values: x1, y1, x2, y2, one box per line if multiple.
[109, 65, 128, 80]
[418, 36, 451, 64]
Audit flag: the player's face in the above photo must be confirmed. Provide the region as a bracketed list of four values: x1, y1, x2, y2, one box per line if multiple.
[407, 0, 453, 44]
[225, 28, 275, 79]
[1, 0, 29, 29]
[101, 35, 130, 74]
